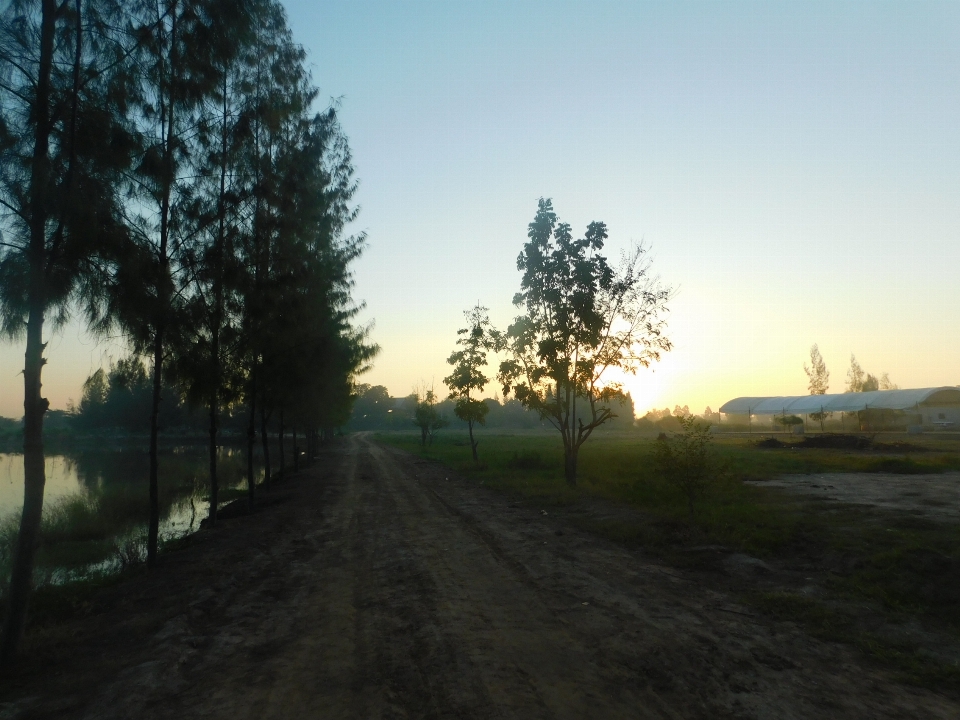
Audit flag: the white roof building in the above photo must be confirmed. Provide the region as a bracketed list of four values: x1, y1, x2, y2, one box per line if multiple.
[719, 387, 960, 416]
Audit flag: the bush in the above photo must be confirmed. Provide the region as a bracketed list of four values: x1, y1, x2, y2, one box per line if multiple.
[654, 415, 718, 520]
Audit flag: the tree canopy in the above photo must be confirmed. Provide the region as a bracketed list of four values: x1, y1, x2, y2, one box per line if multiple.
[496, 198, 672, 485]
[444, 305, 492, 462]
[0, 0, 375, 661]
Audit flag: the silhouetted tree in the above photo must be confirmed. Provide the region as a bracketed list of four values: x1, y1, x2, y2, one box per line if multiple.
[444, 305, 492, 462]
[173, 0, 255, 525]
[102, 0, 224, 564]
[846, 354, 865, 393]
[413, 386, 445, 447]
[0, 0, 133, 662]
[496, 199, 672, 485]
[0, 0, 374, 660]
[655, 414, 716, 521]
[804, 343, 830, 431]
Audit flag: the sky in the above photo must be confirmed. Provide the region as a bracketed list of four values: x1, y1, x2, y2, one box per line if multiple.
[2, 0, 960, 418]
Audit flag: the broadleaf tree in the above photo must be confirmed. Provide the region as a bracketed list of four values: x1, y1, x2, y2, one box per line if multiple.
[444, 304, 492, 462]
[495, 198, 672, 485]
[412, 385, 445, 447]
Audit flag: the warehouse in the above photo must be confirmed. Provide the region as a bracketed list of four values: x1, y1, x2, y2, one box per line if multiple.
[719, 387, 960, 430]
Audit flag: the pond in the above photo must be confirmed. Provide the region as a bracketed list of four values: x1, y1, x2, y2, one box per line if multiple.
[0, 445, 267, 585]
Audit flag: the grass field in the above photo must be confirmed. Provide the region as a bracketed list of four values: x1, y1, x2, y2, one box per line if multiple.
[379, 429, 960, 688]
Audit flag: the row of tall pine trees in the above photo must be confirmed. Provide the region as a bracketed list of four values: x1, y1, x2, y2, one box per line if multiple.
[0, 0, 376, 661]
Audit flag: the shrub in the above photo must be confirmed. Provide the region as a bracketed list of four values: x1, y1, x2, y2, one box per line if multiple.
[654, 414, 718, 520]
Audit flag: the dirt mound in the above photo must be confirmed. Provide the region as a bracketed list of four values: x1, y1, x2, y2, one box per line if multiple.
[753, 434, 925, 451]
[755, 437, 786, 449]
[797, 434, 873, 450]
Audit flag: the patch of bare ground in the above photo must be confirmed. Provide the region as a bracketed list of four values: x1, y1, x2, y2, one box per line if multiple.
[752, 472, 960, 523]
[1, 434, 957, 719]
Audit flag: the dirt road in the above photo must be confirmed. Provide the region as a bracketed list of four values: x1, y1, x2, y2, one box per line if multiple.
[4, 434, 957, 719]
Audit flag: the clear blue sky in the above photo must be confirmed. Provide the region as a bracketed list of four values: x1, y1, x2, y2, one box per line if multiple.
[2, 0, 959, 417]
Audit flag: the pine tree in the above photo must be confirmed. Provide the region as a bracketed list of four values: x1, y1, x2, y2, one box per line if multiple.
[0, 0, 133, 662]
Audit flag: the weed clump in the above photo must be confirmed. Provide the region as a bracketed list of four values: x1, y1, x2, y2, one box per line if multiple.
[654, 415, 721, 520]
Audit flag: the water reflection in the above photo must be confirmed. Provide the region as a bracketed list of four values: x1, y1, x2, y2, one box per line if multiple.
[0, 454, 82, 513]
[0, 446, 266, 581]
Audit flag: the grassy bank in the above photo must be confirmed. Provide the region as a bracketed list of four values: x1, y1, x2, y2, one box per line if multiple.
[379, 430, 960, 688]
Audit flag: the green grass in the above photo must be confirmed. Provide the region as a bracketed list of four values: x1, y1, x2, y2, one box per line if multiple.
[380, 429, 960, 689]
[381, 431, 960, 555]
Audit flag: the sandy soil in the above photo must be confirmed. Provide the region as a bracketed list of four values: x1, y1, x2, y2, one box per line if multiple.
[752, 472, 960, 522]
[1, 433, 957, 719]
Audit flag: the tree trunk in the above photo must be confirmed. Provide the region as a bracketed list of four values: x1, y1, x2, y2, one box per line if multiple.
[292, 426, 298, 472]
[207, 70, 228, 526]
[563, 445, 578, 486]
[207, 389, 218, 525]
[246, 378, 256, 507]
[0, 0, 56, 665]
[468, 419, 478, 462]
[146, 0, 178, 566]
[259, 404, 271, 482]
[1, 303, 47, 663]
[278, 408, 285, 478]
[147, 331, 163, 565]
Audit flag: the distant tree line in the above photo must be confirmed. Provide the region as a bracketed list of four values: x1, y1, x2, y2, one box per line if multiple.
[70, 356, 251, 435]
[0, 0, 375, 662]
[349, 384, 638, 435]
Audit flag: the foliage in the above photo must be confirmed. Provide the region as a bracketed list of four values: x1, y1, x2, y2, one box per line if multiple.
[0, 0, 133, 339]
[76, 357, 151, 431]
[845, 354, 896, 397]
[0, 0, 141, 661]
[495, 198, 672, 485]
[775, 414, 804, 427]
[880, 372, 898, 391]
[347, 388, 551, 432]
[803, 343, 832, 430]
[653, 415, 718, 520]
[71, 356, 251, 434]
[412, 386, 446, 447]
[0, 0, 375, 657]
[804, 344, 830, 395]
[846, 354, 865, 393]
[444, 305, 492, 462]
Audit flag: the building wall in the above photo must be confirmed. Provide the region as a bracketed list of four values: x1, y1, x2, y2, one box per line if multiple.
[920, 406, 960, 428]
